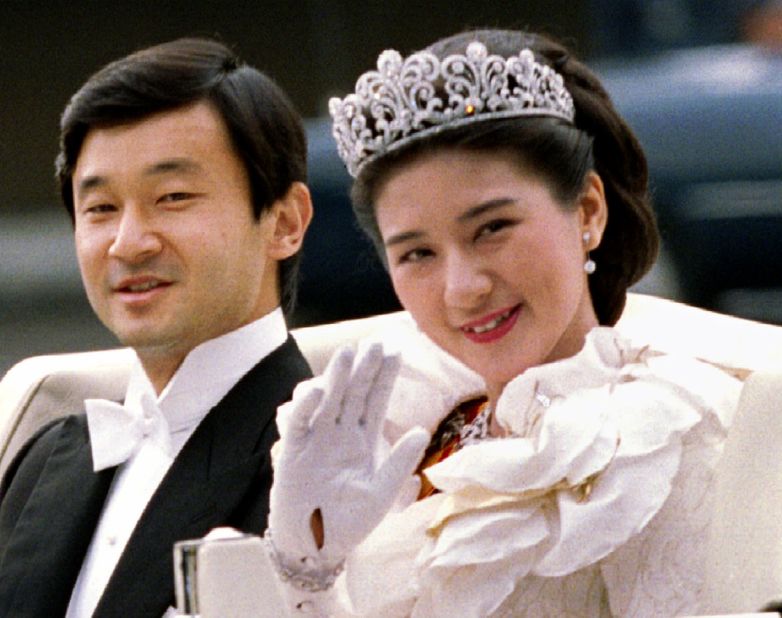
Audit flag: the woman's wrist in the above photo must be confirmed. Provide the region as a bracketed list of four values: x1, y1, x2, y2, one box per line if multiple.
[263, 528, 345, 593]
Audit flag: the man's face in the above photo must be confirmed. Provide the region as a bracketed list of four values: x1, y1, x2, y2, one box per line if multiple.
[72, 101, 281, 364]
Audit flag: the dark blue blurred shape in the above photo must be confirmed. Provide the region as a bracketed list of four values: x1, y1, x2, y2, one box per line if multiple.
[598, 45, 782, 320]
[589, 0, 761, 56]
[295, 118, 400, 326]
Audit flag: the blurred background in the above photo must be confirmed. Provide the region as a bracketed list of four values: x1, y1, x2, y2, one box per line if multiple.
[2, 0, 781, 377]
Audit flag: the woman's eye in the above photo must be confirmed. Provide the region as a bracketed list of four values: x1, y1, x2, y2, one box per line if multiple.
[476, 219, 513, 239]
[398, 248, 434, 264]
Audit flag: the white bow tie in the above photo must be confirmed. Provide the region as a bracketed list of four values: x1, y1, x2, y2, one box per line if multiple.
[85, 391, 173, 471]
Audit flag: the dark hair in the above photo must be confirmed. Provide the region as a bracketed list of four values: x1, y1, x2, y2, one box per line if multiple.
[351, 30, 658, 325]
[56, 37, 307, 313]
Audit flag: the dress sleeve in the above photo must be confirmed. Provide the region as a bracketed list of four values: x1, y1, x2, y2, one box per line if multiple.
[600, 355, 741, 617]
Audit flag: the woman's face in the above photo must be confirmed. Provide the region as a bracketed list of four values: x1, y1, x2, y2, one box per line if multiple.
[375, 149, 607, 400]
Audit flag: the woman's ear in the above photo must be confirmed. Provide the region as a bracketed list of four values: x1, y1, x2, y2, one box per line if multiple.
[578, 171, 608, 250]
[266, 181, 314, 260]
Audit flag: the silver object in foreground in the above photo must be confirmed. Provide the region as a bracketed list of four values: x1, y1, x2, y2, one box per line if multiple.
[173, 532, 287, 618]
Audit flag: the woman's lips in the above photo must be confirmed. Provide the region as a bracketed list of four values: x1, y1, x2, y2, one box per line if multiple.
[460, 304, 521, 343]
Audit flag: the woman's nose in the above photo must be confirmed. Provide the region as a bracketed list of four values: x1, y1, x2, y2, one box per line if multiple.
[443, 253, 492, 309]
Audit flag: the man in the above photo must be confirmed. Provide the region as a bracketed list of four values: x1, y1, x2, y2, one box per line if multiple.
[0, 38, 313, 617]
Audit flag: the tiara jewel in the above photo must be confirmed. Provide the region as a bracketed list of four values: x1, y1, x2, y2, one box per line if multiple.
[329, 41, 575, 177]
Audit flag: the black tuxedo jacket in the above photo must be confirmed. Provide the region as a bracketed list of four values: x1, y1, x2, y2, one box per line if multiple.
[0, 336, 311, 617]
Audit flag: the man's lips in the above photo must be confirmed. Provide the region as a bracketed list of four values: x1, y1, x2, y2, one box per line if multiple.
[112, 276, 172, 298]
[460, 304, 521, 343]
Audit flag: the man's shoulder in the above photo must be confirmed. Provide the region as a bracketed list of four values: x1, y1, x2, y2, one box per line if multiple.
[0, 415, 87, 498]
[0, 415, 89, 550]
[214, 337, 310, 414]
[242, 335, 313, 390]
[271, 334, 313, 376]
[200, 337, 312, 451]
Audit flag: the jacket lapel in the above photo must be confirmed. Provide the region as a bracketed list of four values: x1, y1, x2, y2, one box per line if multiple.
[0, 415, 115, 617]
[95, 337, 311, 617]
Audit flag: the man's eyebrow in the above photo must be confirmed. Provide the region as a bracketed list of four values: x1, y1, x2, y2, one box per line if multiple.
[76, 175, 106, 196]
[456, 198, 516, 223]
[143, 158, 203, 176]
[76, 158, 203, 198]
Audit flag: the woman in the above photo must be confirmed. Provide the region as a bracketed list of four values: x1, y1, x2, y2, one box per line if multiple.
[265, 29, 742, 617]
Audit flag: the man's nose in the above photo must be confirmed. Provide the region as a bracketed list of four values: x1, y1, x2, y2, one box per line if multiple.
[108, 206, 162, 263]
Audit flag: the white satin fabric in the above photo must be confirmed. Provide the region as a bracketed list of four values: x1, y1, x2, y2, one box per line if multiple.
[337, 327, 741, 617]
[85, 391, 172, 471]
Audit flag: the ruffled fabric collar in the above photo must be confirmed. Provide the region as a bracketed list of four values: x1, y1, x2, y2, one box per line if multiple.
[344, 327, 734, 617]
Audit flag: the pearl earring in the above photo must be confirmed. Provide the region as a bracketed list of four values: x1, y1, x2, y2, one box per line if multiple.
[582, 231, 596, 274]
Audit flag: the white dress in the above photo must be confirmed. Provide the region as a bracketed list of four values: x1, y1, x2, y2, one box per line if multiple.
[334, 327, 742, 617]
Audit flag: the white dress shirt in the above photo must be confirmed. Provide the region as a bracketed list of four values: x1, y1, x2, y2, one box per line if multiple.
[66, 308, 287, 618]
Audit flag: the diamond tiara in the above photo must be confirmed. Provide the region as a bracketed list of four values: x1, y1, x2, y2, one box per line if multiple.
[329, 41, 575, 178]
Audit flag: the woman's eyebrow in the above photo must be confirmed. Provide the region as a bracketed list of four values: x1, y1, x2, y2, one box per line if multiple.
[384, 197, 518, 246]
[457, 198, 516, 223]
[384, 229, 425, 248]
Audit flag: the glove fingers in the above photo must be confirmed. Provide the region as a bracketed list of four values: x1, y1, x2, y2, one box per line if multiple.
[341, 342, 385, 428]
[373, 426, 429, 498]
[361, 351, 401, 443]
[395, 474, 422, 508]
[310, 346, 356, 432]
[278, 379, 325, 438]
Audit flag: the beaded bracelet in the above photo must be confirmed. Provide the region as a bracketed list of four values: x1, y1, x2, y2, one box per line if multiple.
[263, 530, 345, 593]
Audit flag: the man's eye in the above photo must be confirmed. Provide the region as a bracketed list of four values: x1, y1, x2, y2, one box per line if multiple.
[85, 204, 116, 214]
[160, 192, 192, 202]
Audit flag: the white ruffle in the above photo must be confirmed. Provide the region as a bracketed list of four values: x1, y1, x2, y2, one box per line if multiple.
[341, 327, 740, 617]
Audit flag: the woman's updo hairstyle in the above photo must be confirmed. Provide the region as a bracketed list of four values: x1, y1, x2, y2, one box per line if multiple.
[351, 29, 658, 325]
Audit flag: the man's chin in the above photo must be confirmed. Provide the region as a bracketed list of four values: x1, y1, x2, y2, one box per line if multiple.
[113, 328, 180, 353]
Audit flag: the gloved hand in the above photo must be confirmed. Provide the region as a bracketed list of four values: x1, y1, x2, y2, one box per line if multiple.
[268, 342, 430, 569]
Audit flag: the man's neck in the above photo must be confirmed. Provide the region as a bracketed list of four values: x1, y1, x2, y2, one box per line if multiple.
[132, 309, 287, 396]
[135, 349, 187, 395]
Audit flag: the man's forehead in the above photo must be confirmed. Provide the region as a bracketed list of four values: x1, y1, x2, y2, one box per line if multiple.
[75, 157, 205, 193]
[73, 103, 231, 184]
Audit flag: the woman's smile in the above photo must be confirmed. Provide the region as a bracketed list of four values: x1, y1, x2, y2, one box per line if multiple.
[460, 304, 521, 343]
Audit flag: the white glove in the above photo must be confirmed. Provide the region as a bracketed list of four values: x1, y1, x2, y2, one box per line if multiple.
[268, 342, 430, 569]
